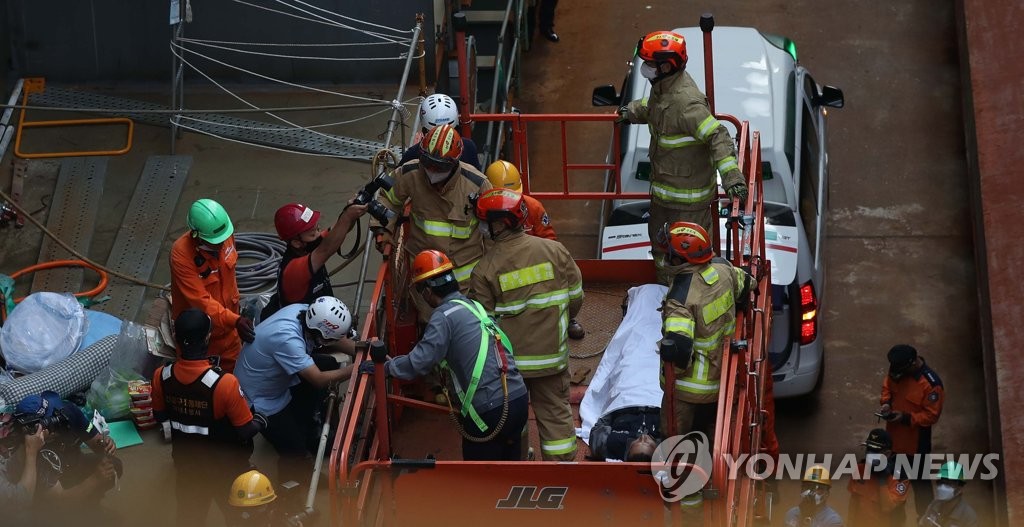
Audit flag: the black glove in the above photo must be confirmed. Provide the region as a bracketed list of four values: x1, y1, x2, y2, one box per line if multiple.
[659, 332, 694, 370]
[358, 360, 376, 375]
[235, 316, 256, 343]
[252, 413, 269, 432]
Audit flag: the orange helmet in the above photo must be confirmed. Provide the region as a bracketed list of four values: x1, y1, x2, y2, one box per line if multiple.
[475, 188, 527, 230]
[419, 124, 464, 173]
[637, 31, 687, 71]
[657, 221, 713, 264]
[411, 249, 456, 287]
[274, 203, 319, 241]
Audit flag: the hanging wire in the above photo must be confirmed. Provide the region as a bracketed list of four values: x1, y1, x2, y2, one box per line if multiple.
[279, 0, 412, 36]
[270, 0, 410, 42]
[227, 0, 402, 41]
[179, 39, 414, 62]
[173, 120, 375, 159]
[176, 106, 394, 131]
[178, 37, 402, 48]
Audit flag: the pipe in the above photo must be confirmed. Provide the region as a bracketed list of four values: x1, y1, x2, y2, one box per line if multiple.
[416, 13, 427, 99]
[305, 389, 339, 514]
[700, 14, 716, 114]
[483, 0, 519, 167]
[453, 12, 472, 139]
[354, 19, 422, 320]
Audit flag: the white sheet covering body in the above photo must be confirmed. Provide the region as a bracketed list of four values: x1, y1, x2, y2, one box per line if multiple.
[580, 284, 668, 443]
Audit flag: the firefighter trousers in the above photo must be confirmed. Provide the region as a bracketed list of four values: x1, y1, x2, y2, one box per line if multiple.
[647, 202, 714, 285]
[660, 392, 718, 439]
[524, 370, 577, 461]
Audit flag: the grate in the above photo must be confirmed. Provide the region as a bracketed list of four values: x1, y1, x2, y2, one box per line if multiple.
[95, 155, 191, 321]
[31, 157, 108, 294]
[28, 87, 401, 161]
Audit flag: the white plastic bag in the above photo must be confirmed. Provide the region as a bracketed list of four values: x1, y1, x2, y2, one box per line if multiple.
[0, 292, 88, 374]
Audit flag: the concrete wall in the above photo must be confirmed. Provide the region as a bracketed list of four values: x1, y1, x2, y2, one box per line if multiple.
[3, 0, 436, 84]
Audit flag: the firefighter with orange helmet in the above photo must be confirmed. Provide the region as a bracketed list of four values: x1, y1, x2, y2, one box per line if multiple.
[371, 124, 492, 322]
[469, 189, 583, 461]
[657, 221, 750, 436]
[619, 31, 748, 283]
[262, 200, 366, 320]
[484, 160, 586, 340]
[376, 249, 529, 461]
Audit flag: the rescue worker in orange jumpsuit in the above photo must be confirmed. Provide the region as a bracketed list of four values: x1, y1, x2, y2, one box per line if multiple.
[152, 308, 267, 526]
[879, 344, 944, 518]
[372, 124, 491, 323]
[170, 199, 253, 373]
[484, 160, 585, 340]
[847, 428, 912, 527]
[619, 31, 748, 284]
[470, 189, 584, 461]
[656, 221, 751, 515]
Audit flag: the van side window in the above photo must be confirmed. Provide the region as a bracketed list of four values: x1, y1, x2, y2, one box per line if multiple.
[799, 101, 820, 256]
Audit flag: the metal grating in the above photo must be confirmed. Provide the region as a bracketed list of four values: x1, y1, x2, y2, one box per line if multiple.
[31, 157, 108, 294]
[95, 155, 191, 321]
[28, 87, 401, 161]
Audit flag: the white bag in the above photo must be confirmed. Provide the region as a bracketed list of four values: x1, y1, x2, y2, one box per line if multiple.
[0, 292, 88, 374]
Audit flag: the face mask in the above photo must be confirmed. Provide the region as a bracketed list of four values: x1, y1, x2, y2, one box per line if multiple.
[640, 62, 659, 80]
[866, 452, 886, 469]
[479, 223, 492, 239]
[426, 169, 451, 184]
[934, 483, 956, 501]
[800, 489, 813, 501]
[814, 493, 826, 505]
[303, 235, 323, 253]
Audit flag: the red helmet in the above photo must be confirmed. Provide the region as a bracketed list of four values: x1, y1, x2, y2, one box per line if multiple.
[419, 124, 464, 173]
[637, 31, 687, 71]
[411, 249, 455, 287]
[658, 221, 713, 264]
[474, 188, 527, 230]
[274, 203, 320, 241]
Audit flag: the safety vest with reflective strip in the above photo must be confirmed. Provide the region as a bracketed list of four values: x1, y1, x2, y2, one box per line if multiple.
[439, 299, 513, 433]
[160, 363, 235, 442]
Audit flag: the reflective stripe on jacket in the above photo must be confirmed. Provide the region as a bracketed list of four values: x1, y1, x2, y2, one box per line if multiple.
[470, 231, 583, 378]
[625, 71, 744, 211]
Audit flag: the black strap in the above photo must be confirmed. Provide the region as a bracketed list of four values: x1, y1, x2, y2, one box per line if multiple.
[667, 272, 694, 303]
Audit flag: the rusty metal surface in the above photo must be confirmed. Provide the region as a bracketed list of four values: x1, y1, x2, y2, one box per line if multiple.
[959, 0, 1024, 524]
[30, 157, 107, 294]
[568, 283, 631, 385]
[95, 155, 190, 321]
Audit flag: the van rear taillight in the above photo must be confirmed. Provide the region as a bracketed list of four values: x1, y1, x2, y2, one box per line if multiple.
[799, 282, 818, 345]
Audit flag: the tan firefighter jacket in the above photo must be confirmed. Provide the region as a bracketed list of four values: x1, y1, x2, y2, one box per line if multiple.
[470, 230, 583, 378]
[374, 160, 492, 283]
[625, 70, 745, 211]
[661, 257, 750, 403]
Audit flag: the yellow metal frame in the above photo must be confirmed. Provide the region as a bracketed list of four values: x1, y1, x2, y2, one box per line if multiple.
[14, 78, 134, 159]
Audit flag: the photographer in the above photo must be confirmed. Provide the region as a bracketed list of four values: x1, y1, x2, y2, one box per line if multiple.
[8, 391, 121, 521]
[262, 200, 367, 323]
[0, 416, 47, 524]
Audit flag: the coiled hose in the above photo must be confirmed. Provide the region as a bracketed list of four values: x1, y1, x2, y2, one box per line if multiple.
[233, 232, 287, 294]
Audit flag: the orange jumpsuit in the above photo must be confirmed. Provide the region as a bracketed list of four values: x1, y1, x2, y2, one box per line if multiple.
[847, 462, 911, 527]
[169, 233, 242, 373]
[880, 361, 944, 455]
[522, 194, 557, 240]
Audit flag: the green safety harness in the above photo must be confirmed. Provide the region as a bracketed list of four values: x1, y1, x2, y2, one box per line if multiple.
[440, 299, 513, 443]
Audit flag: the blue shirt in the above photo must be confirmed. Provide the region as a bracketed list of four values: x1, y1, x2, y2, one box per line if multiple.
[235, 304, 315, 415]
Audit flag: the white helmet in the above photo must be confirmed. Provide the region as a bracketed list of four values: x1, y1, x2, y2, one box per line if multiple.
[419, 94, 459, 130]
[305, 297, 352, 340]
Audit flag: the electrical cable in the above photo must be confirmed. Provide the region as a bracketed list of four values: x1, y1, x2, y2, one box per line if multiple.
[233, 232, 287, 294]
[0, 101, 396, 114]
[180, 39, 414, 62]
[178, 37, 403, 48]
[279, 0, 412, 36]
[175, 106, 394, 131]
[269, 0, 410, 42]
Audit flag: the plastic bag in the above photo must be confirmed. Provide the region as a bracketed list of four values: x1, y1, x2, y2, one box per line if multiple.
[241, 292, 273, 325]
[86, 320, 149, 420]
[0, 292, 88, 374]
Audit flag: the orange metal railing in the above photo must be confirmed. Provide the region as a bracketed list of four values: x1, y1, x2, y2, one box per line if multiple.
[13, 78, 134, 159]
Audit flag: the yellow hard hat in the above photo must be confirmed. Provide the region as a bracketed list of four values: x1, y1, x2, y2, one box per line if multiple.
[229, 470, 278, 507]
[802, 464, 831, 487]
[485, 160, 522, 192]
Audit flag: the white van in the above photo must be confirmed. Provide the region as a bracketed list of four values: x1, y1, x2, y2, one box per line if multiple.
[592, 26, 844, 398]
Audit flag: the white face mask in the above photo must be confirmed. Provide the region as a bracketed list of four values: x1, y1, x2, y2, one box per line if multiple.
[478, 222, 492, 239]
[814, 493, 826, 505]
[934, 483, 957, 501]
[640, 62, 659, 80]
[426, 169, 451, 184]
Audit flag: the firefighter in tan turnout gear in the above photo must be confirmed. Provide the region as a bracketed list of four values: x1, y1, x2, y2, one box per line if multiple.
[658, 221, 750, 436]
[619, 31, 748, 283]
[469, 188, 584, 461]
[372, 124, 492, 322]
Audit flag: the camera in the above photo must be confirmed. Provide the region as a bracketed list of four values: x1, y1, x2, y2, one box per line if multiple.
[353, 173, 396, 224]
[14, 409, 70, 435]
